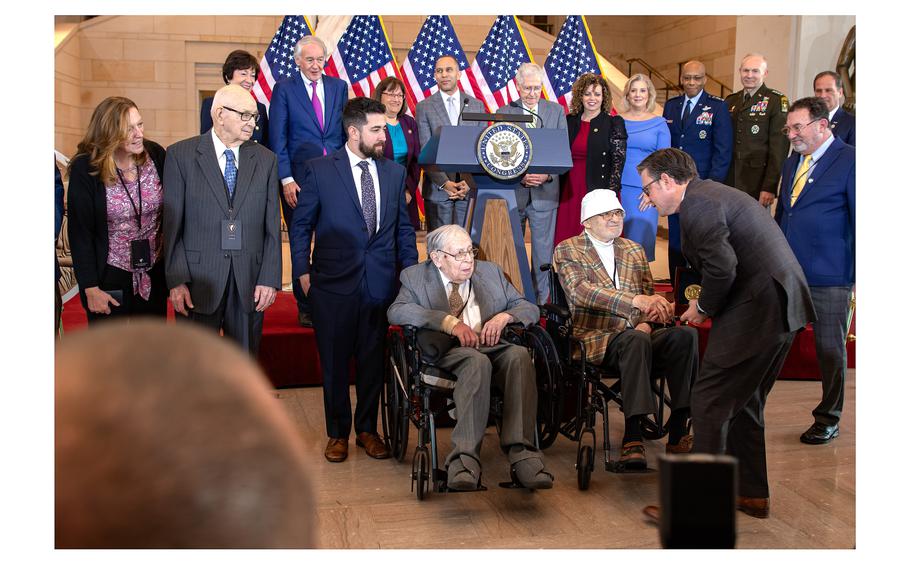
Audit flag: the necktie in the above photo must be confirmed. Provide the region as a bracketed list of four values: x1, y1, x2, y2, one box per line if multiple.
[447, 96, 458, 125]
[743, 92, 753, 106]
[527, 107, 536, 128]
[682, 100, 692, 123]
[223, 149, 237, 198]
[311, 81, 324, 132]
[448, 281, 464, 318]
[357, 161, 377, 235]
[790, 156, 812, 206]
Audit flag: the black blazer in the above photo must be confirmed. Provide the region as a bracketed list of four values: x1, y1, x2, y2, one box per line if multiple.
[67, 140, 166, 299]
[566, 112, 627, 193]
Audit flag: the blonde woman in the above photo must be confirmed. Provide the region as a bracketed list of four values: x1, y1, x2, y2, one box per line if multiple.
[67, 96, 167, 322]
[619, 74, 670, 261]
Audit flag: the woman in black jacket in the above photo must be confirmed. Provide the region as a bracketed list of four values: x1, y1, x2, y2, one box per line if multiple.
[67, 96, 168, 322]
[554, 73, 627, 245]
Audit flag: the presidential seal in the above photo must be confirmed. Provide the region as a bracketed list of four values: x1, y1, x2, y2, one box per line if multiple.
[476, 122, 533, 180]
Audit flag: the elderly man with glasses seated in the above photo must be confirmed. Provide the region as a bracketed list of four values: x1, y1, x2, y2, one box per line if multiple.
[387, 225, 554, 491]
[552, 190, 698, 469]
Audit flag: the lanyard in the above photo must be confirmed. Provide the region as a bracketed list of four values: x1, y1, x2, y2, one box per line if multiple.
[116, 165, 142, 229]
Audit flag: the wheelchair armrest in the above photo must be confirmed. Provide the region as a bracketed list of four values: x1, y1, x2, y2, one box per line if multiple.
[541, 303, 571, 321]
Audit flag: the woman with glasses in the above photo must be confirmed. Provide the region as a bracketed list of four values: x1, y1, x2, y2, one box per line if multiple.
[373, 77, 422, 230]
[67, 96, 167, 323]
[200, 50, 269, 148]
[618, 74, 670, 261]
[555, 73, 627, 246]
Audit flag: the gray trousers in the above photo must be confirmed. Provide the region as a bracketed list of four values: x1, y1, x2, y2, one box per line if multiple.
[809, 286, 853, 426]
[435, 343, 541, 470]
[518, 204, 557, 304]
[425, 197, 469, 232]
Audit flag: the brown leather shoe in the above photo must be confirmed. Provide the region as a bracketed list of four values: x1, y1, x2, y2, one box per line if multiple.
[356, 432, 390, 459]
[642, 505, 660, 524]
[324, 438, 349, 462]
[666, 434, 694, 454]
[736, 496, 770, 518]
[619, 441, 647, 469]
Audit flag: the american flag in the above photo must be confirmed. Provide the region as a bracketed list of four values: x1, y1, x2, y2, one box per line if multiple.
[252, 15, 313, 110]
[470, 16, 540, 112]
[542, 16, 604, 113]
[400, 15, 487, 113]
[324, 16, 405, 101]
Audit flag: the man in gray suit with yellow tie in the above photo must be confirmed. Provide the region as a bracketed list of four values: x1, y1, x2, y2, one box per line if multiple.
[416, 54, 486, 231]
[164, 84, 282, 355]
[496, 63, 568, 304]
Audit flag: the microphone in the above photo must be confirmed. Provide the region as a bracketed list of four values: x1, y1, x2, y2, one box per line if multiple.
[457, 96, 470, 125]
[510, 99, 543, 128]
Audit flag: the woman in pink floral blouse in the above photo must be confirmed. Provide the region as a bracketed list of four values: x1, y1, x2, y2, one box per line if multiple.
[67, 96, 167, 322]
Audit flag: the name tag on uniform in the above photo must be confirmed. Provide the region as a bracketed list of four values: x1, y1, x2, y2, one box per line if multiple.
[222, 220, 242, 250]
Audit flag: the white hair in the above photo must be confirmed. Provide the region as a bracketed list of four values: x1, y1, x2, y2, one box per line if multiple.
[426, 225, 470, 255]
[295, 35, 327, 58]
[515, 62, 544, 86]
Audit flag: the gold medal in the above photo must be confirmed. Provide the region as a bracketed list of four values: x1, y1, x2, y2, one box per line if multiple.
[684, 284, 702, 300]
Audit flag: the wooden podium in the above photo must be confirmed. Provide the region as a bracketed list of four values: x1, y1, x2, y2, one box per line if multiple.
[418, 120, 571, 301]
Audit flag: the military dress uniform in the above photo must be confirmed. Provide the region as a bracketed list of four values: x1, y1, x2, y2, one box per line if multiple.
[724, 84, 790, 200]
[663, 91, 733, 288]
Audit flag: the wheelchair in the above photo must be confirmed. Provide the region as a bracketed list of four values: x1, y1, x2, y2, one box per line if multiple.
[382, 323, 555, 500]
[526, 264, 684, 490]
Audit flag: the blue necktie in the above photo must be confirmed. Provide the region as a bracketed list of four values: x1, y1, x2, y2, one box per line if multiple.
[224, 149, 237, 198]
[358, 161, 377, 235]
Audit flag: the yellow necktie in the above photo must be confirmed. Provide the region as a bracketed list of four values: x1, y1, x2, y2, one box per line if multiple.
[790, 156, 813, 206]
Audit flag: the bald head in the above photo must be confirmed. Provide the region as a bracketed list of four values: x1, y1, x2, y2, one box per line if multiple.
[680, 60, 707, 98]
[211, 84, 258, 146]
[56, 322, 315, 548]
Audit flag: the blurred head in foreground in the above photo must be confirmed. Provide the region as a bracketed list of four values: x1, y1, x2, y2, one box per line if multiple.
[56, 321, 315, 548]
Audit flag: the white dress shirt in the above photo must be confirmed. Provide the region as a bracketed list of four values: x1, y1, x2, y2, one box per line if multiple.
[212, 129, 241, 176]
[828, 105, 840, 121]
[301, 72, 326, 125]
[443, 90, 462, 126]
[437, 269, 482, 333]
[345, 144, 382, 230]
[682, 91, 704, 119]
[586, 230, 617, 288]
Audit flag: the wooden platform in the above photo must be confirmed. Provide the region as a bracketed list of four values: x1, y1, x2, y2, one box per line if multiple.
[276, 371, 855, 549]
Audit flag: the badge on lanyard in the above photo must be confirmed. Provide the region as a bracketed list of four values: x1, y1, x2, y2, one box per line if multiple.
[222, 219, 242, 250]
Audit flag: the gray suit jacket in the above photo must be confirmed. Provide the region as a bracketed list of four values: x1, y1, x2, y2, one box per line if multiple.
[163, 131, 282, 314]
[387, 260, 539, 330]
[679, 177, 815, 367]
[495, 99, 568, 211]
[415, 90, 486, 203]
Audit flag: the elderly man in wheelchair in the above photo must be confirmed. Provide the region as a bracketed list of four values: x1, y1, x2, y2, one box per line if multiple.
[387, 225, 554, 491]
[552, 189, 698, 470]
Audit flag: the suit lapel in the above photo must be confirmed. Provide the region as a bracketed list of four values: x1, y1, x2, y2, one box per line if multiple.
[289, 73, 322, 132]
[195, 134, 230, 216]
[375, 159, 395, 236]
[578, 234, 612, 287]
[426, 262, 449, 312]
[230, 142, 258, 212]
[614, 240, 631, 290]
[471, 268, 495, 322]
[334, 151, 367, 229]
[794, 140, 842, 205]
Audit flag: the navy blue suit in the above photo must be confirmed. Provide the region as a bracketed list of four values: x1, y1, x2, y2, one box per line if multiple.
[200, 97, 269, 148]
[776, 135, 854, 427]
[663, 91, 733, 285]
[269, 72, 348, 315]
[291, 148, 417, 438]
[829, 107, 855, 146]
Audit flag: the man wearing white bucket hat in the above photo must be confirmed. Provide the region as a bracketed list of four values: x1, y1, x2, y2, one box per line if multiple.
[552, 189, 698, 469]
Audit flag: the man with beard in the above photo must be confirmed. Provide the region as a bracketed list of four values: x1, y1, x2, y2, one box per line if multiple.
[291, 97, 418, 463]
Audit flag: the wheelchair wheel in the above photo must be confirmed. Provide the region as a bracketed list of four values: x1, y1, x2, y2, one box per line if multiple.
[412, 447, 430, 501]
[523, 324, 563, 450]
[577, 445, 593, 491]
[384, 335, 410, 462]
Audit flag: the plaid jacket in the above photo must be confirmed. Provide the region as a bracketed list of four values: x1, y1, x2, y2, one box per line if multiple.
[552, 233, 653, 364]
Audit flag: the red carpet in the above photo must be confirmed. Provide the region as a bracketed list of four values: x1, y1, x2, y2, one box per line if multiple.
[61, 291, 322, 388]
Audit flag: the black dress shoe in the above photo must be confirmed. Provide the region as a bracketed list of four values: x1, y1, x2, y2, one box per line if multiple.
[298, 312, 313, 328]
[800, 422, 839, 445]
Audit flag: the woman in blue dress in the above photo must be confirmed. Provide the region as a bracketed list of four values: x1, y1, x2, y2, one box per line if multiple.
[619, 73, 670, 261]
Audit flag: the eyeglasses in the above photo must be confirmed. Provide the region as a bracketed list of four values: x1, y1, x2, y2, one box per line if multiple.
[437, 247, 478, 262]
[594, 209, 625, 220]
[781, 118, 821, 136]
[381, 92, 405, 100]
[641, 177, 661, 197]
[301, 56, 326, 66]
[221, 106, 260, 123]
[519, 85, 543, 94]
[681, 74, 705, 82]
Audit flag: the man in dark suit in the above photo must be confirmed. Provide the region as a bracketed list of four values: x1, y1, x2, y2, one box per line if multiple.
[663, 59, 733, 285]
[495, 62, 569, 304]
[164, 85, 282, 355]
[292, 97, 418, 463]
[637, 148, 815, 518]
[415, 54, 486, 231]
[388, 225, 553, 490]
[775, 97, 855, 445]
[724, 54, 790, 207]
[813, 71, 855, 146]
[269, 35, 349, 327]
